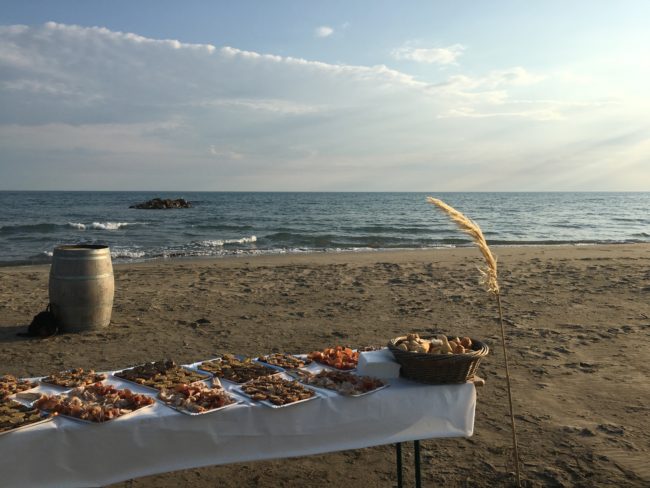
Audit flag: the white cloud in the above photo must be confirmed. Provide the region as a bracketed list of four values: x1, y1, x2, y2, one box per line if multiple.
[439, 106, 563, 121]
[2, 78, 73, 95]
[482, 67, 546, 88]
[391, 44, 465, 65]
[196, 98, 325, 114]
[314, 26, 333, 38]
[209, 145, 244, 160]
[434, 67, 543, 91]
[0, 22, 644, 190]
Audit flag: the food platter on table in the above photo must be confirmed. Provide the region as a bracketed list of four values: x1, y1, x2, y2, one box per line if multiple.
[0, 398, 55, 436]
[235, 375, 319, 408]
[255, 353, 312, 370]
[286, 369, 388, 397]
[196, 354, 282, 384]
[0, 375, 38, 400]
[157, 382, 242, 416]
[307, 346, 359, 371]
[40, 368, 108, 388]
[34, 382, 155, 424]
[113, 359, 210, 391]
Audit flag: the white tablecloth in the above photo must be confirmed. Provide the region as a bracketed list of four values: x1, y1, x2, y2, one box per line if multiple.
[2, 369, 476, 487]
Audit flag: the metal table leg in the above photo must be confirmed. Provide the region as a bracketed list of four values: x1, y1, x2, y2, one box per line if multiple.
[414, 440, 422, 488]
[396, 442, 403, 488]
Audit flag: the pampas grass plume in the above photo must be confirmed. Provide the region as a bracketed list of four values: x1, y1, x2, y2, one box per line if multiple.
[426, 197, 500, 295]
[426, 196, 521, 486]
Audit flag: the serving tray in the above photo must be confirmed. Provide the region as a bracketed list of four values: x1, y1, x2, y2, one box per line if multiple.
[285, 370, 389, 397]
[255, 353, 312, 370]
[34, 383, 156, 424]
[0, 399, 56, 436]
[40, 369, 108, 389]
[0, 375, 39, 400]
[57, 403, 155, 424]
[112, 361, 210, 391]
[194, 355, 283, 384]
[234, 375, 320, 408]
[160, 396, 242, 416]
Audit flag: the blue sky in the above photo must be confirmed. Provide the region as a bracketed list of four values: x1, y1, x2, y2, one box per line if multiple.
[0, 1, 648, 190]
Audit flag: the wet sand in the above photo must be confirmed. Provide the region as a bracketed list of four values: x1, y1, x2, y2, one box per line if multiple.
[1, 244, 649, 487]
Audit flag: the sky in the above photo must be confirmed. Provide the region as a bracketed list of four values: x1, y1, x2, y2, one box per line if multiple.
[0, 1, 649, 191]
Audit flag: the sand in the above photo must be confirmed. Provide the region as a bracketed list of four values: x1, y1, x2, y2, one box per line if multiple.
[1, 244, 649, 487]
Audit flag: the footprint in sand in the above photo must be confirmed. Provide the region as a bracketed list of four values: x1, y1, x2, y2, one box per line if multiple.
[563, 362, 598, 373]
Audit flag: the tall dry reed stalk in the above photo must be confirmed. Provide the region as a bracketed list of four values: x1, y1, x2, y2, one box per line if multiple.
[427, 196, 522, 487]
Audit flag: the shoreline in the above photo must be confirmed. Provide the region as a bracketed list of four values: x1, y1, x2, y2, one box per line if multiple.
[1, 242, 649, 486]
[2, 241, 648, 271]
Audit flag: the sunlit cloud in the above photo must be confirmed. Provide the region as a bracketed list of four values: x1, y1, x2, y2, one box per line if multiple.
[209, 145, 244, 160]
[391, 44, 465, 65]
[439, 106, 564, 121]
[314, 26, 333, 38]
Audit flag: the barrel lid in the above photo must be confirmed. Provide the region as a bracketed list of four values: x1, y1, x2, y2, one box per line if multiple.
[53, 245, 111, 255]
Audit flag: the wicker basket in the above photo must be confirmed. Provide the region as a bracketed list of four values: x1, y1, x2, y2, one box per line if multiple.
[388, 336, 489, 384]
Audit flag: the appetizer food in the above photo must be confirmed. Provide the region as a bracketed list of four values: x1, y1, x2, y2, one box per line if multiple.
[200, 354, 278, 383]
[114, 360, 209, 390]
[300, 370, 386, 396]
[308, 346, 359, 370]
[34, 383, 154, 423]
[257, 353, 311, 369]
[240, 376, 315, 406]
[41, 368, 107, 388]
[158, 383, 236, 414]
[0, 398, 52, 434]
[395, 333, 474, 354]
[0, 375, 37, 399]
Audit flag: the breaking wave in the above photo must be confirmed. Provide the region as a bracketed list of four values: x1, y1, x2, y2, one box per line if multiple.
[198, 236, 257, 247]
[68, 222, 139, 230]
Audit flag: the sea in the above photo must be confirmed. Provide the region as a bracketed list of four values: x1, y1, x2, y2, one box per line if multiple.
[0, 191, 648, 267]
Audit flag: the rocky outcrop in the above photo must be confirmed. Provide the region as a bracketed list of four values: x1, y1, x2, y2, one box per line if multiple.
[130, 198, 192, 209]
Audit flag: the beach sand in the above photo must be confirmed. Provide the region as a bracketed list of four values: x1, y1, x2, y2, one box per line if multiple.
[1, 244, 649, 487]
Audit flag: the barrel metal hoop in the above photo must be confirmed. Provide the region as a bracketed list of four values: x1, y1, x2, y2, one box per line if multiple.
[51, 255, 110, 261]
[55, 305, 114, 311]
[50, 273, 114, 281]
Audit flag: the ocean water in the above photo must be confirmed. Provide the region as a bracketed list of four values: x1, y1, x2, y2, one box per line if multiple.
[0, 191, 648, 266]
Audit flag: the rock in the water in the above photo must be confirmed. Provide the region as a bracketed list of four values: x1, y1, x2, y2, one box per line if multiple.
[129, 198, 192, 209]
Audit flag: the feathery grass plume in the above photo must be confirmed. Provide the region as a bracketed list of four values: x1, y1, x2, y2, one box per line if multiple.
[427, 196, 521, 487]
[426, 197, 499, 294]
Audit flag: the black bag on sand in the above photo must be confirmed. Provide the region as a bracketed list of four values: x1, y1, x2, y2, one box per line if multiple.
[18, 305, 60, 338]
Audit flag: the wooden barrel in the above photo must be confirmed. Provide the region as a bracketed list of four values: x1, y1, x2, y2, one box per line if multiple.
[48, 245, 114, 332]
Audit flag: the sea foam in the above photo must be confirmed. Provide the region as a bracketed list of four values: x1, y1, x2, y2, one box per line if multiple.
[111, 249, 147, 259]
[199, 236, 257, 247]
[68, 222, 137, 230]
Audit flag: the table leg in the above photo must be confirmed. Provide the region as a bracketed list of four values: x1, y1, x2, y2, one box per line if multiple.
[414, 440, 421, 488]
[395, 442, 403, 488]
